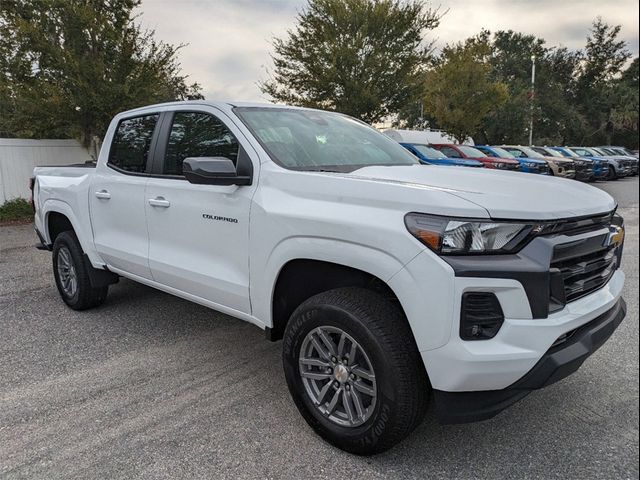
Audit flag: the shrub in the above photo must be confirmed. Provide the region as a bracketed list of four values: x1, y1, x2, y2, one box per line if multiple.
[0, 198, 33, 223]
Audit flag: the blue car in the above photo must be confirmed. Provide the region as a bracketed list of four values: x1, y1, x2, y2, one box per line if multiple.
[400, 143, 484, 168]
[475, 145, 549, 174]
[550, 147, 608, 181]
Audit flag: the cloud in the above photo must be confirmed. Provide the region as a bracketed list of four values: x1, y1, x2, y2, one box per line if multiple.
[137, 0, 640, 102]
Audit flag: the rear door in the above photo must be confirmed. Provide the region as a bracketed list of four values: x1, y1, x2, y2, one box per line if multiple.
[90, 113, 160, 279]
[144, 107, 258, 313]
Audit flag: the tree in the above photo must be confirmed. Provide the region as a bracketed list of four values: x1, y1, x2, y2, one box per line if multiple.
[422, 36, 508, 143]
[575, 17, 631, 144]
[260, 0, 441, 124]
[476, 30, 586, 145]
[0, 0, 202, 149]
[609, 57, 639, 147]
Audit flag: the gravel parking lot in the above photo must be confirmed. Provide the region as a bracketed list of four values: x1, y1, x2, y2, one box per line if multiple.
[1, 177, 638, 480]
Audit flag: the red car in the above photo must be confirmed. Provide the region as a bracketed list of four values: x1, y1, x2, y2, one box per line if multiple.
[431, 144, 521, 170]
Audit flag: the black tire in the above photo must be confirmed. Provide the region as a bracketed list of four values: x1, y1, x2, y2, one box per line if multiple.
[607, 166, 617, 181]
[52, 231, 108, 310]
[282, 287, 429, 455]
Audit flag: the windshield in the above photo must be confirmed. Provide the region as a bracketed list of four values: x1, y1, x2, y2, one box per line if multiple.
[234, 107, 417, 171]
[592, 147, 608, 156]
[514, 146, 544, 159]
[540, 147, 563, 157]
[577, 148, 598, 156]
[555, 147, 578, 158]
[412, 144, 447, 159]
[485, 147, 514, 159]
[457, 145, 487, 157]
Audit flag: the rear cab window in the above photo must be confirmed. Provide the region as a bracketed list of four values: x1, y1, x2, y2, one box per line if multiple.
[108, 114, 159, 173]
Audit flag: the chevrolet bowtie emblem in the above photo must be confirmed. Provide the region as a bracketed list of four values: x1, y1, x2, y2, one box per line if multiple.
[605, 225, 625, 248]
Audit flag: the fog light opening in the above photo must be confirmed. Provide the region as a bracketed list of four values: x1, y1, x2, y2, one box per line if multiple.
[460, 292, 505, 341]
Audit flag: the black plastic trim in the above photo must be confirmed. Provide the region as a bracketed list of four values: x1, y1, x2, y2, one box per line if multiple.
[443, 224, 615, 318]
[82, 254, 120, 288]
[434, 298, 626, 424]
[34, 227, 51, 251]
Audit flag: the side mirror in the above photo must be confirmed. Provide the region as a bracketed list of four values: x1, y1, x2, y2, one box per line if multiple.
[183, 157, 251, 186]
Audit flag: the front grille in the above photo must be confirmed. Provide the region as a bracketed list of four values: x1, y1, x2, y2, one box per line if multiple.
[551, 244, 618, 303]
[537, 211, 614, 236]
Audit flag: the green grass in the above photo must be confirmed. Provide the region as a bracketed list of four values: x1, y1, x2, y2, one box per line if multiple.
[0, 198, 33, 223]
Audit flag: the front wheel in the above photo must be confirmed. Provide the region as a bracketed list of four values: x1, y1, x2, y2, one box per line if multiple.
[52, 231, 108, 310]
[282, 288, 429, 455]
[607, 166, 617, 180]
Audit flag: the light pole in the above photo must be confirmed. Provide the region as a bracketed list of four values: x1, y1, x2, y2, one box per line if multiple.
[528, 54, 536, 146]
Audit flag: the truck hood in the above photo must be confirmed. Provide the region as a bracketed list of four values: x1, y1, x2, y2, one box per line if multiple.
[346, 165, 616, 220]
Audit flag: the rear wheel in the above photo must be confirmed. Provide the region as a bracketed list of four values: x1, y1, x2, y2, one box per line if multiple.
[52, 231, 108, 310]
[282, 287, 429, 455]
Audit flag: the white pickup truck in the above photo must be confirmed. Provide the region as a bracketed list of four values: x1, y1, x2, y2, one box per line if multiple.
[32, 101, 626, 454]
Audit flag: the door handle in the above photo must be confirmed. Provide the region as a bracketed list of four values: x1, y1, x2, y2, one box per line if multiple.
[94, 190, 111, 200]
[148, 197, 170, 208]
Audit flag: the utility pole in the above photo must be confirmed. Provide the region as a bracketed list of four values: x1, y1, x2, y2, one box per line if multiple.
[528, 54, 536, 146]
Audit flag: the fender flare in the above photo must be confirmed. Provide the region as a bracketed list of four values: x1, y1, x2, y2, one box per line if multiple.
[41, 199, 104, 266]
[252, 235, 414, 329]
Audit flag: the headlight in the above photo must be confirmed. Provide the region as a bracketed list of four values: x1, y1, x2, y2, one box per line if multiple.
[525, 161, 538, 168]
[405, 213, 533, 255]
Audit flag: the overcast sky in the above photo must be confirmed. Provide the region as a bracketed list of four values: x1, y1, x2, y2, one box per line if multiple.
[137, 0, 640, 102]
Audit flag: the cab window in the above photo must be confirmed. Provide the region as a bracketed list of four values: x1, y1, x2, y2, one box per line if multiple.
[162, 112, 239, 176]
[108, 114, 159, 173]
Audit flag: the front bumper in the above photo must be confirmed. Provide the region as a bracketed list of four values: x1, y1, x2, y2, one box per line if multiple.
[433, 297, 626, 423]
[551, 165, 576, 178]
[575, 165, 595, 181]
[421, 268, 625, 393]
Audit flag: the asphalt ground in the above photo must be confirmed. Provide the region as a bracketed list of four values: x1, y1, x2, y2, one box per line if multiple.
[0, 176, 638, 479]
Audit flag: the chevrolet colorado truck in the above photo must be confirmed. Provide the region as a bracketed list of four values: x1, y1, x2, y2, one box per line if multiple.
[32, 101, 627, 455]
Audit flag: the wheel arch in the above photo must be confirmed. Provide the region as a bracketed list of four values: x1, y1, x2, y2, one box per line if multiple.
[40, 200, 103, 266]
[267, 258, 407, 342]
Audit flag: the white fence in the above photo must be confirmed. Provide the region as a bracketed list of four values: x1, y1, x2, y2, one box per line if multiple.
[0, 138, 92, 203]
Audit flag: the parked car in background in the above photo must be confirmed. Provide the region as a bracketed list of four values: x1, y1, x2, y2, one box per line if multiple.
[569, 147, 631, 180]
[500, 145, 575, 178]
[475, 145, 549, 174]
[550, 147, 608, 181]
[430, 144, 520, 170]
[595, 147, 638, 176]
[400, 143, 484, 168]
[531, 146, 594, 182]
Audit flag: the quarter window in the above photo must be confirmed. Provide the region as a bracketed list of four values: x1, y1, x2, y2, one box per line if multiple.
[163, 112, 239, 176]
[108, 114, 159, 173]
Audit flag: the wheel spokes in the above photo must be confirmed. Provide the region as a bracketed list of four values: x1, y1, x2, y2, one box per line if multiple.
[300, 371, 332, 381]
[300, 357, 330, 368]
[298, 325, 377, 428]
[343, 389, 356, 423]
[351, 366, 375, 382]
[350, 388, 365, 419]
[326, 388, 341, 415]
[317, 330, 338, 357]
[353, 380, 375, 397]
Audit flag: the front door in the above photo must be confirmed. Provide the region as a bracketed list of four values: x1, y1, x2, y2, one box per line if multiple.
[145, 108, 257, 313]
